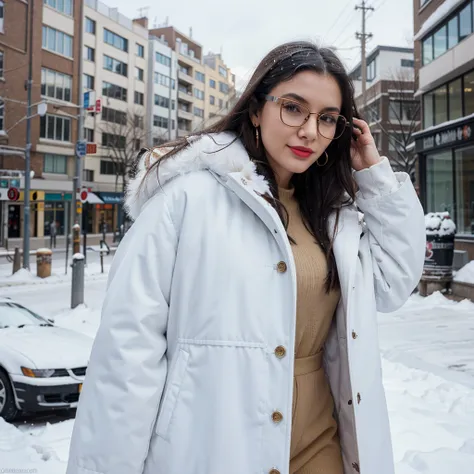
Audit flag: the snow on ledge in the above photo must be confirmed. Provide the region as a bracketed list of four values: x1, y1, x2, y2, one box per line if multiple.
[454, 261, 474, 284]
[413, 113, 474, 137]
[414, 0, 466, 41]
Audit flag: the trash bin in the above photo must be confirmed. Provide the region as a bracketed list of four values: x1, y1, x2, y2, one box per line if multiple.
[36, 248, 53, 279]
[418, 212, 456, 296]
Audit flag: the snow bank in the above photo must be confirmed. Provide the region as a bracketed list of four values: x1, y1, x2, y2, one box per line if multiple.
[425, 212, 456, 236]
[454, 261, 474, 284]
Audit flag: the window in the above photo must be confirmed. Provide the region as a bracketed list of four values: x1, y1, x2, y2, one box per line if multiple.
[44, 0, 73, 16]
[134, 115, 144, 129]
[426, 151, 453, 214]
[136, 43, 144, 57]
[210, 95, 215, 105]
[85, 128, 94, 142]
[0, 100, 3, 130]
[219, 98, 223, 108]
[100, 160, 116, 175]
[422, 36, 433, 65]
[83, 73, 94, 90]
[153, 115, 169, 128]
[434, 25, 448, 59]
[401, 59, 414, 68]
[154, 94, 170, 108]
[84, 46, 95, 62]
[448, 16, 459, 49]
[193, 107, 204, 118]
[388, 133, 404, 152]
[0, 51, 3, 77]
[41, 68, 72, 102]
[459, 2, 472, 40]
[423, 92, 434, 128]
[210, 79, 216, 89]
[102, 107, 127, 125]
[43, 154, 67, 174]
[102, 132, 125, 149]
[449, 78, 463, 120]
[194, 88, 204, 100]
[434, 85, 448, 124]
[103, 55, 127, 76]
[85, 17, 96, 35]
[134, 91, 144, 105]
[219, 82, 229, 94]
[104, 29, 128, 52]
[135, 67, 144, 81]
[0, 1, 4, 33]
[219, 66, 227, 78]
[367, 99, 380, 122]
[367, 58, 376, 81]
[465, 71, 474, 115]
[195, 71, 205, 82]
[83, 169, 94, 182]
[179, 65, 190, 75]
[455, 146, 474, 234]
[154, 72, 173, 88]
[42, 26, 73, 58]
[102, 81, 127, 102]
[40, 114, 71, 142]
[389, 100, 418, 122]
[156, 52, 171, 67]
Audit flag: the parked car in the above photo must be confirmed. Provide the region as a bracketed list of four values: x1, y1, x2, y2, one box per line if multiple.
[0, 297, 93, 421]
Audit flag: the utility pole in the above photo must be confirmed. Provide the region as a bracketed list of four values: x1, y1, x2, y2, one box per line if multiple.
[356, 0, 374, 112]
[23, 0, 34, 269]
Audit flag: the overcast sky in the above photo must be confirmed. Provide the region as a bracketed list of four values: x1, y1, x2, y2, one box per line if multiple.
[113, 0, 415, 90]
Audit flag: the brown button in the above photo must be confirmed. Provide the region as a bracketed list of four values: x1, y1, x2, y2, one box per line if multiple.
[352, 330, 358, 339]
[276, 261, 287, 273]
[269, 470, 281, 474]
[271, 411, 283, 423]
[274, 346, 286, 358]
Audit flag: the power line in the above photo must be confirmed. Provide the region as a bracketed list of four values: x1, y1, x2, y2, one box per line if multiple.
[332, 9, 359, 45]
[323, 0, 355, 43]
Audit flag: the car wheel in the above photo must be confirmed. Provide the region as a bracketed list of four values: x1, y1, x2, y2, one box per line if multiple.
[0, 369, 19, 421]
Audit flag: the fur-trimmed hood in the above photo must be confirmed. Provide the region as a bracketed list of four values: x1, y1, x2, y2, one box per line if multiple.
[124, 132, 270, 221]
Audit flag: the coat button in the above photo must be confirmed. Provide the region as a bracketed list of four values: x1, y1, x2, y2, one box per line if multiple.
[269, 470, 280, 474]
[274, 346, 286, 358]
[352, 330, 358, 339]
[271, 411, 283, 423]
[276, 261, 287, 273]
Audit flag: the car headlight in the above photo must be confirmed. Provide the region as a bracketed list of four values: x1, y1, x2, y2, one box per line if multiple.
[21, 367, 55, 378]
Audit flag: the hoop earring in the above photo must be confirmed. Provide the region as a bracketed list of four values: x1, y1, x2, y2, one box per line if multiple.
[255, 126, 260, 149]
[316, 151, 329, 167]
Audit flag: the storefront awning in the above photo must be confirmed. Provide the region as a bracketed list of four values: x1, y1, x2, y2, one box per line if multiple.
[86, 192, 104, 204]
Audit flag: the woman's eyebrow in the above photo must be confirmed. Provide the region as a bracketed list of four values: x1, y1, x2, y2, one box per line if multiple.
[280, 93, 341, 113]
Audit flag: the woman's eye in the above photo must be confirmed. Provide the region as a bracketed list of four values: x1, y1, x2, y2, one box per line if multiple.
[321, 114, 338, 125]
[283, 102, 303, 114]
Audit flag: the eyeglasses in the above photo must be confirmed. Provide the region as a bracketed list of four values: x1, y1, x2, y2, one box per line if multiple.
[263, 95, 349, 140]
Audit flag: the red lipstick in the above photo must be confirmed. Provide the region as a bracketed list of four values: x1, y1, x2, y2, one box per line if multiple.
[288, 146, 313, 158]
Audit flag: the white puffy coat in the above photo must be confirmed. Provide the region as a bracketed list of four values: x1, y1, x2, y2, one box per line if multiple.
[66, 132, 425, 474]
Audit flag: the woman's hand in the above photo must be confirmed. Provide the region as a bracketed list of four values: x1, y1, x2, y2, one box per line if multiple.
[350, 117, 382, 171]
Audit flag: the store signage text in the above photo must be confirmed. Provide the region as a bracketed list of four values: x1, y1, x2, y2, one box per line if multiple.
[419, 123, 472, 151]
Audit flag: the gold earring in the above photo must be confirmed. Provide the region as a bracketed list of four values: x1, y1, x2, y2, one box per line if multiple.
[316, 151, 329, 167]
[255, 126, 259, 149]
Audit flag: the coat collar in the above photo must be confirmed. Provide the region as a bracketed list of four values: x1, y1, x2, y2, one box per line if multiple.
[124, 132, 269, 221]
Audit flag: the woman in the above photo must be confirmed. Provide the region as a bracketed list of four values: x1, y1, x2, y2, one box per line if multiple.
[67, 42, 425, 474]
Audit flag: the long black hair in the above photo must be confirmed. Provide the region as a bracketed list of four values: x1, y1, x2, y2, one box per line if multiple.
[141, 41, 360, 292]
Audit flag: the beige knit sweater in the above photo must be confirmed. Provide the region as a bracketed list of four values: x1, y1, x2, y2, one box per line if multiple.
[279, 187, 344, 474]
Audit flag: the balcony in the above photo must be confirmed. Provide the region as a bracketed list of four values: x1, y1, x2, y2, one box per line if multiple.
[178, 70, 194, 85]
[178, 90, 194, 103]
[178, 108, 194, 121]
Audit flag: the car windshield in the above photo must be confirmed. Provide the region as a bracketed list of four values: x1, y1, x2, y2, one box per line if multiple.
[0, 302, 50, 329]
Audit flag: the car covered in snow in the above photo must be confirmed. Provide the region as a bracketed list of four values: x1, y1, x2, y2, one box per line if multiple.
[0, 297, 93, 421]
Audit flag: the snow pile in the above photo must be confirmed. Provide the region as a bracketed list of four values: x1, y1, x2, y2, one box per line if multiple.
[414, 0, 466, 40]
[454, 261, 474, 285]
[53, 304, 102, 338]
[425, 212, 456, 236]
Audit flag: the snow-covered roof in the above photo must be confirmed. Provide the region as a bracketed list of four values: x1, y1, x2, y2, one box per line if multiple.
[413, 112, 474, 137]
[414, 0, 466, 41]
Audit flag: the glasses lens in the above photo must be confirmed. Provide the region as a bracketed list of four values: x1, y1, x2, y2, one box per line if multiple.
[280, 100, 309, 127]
[318, 114, 347, 139]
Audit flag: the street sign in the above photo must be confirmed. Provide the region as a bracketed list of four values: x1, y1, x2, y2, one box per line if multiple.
[84, 91, 96, 110]
[95, 98, 101, 113]
[86, 143, 97, 154]
[76, 140, 87, 157]
[80, 188, 88, 203]
[76, 201, 83, 214]
[7, 187, 20, 201]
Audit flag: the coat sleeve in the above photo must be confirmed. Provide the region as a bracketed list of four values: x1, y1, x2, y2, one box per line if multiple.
[66, 191, 178, 474]
[354, 157, 425, 313]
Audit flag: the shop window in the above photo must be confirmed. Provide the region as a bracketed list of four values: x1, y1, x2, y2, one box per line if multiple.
[455, 146, 474, 234]
[434, 25, 447, 59]
[434, 85, 448, 125]
[447, 16, 459, 49]
[422, 36, 433, 65]
[459, 2, 473, 40]
[426, 151, 454, 214]
[448, 78, 463, 120]
[465, 71, 474, 115]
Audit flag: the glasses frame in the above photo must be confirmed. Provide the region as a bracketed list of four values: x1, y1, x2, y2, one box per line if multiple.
[262, 94, 350, 140]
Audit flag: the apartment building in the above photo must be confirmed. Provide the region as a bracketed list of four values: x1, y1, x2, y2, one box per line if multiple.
[0, 0, 82, 246]
[147, 30, 178, 146]
[413, 0, 474, 258]
[149, 26, 235, 137]
[82, 0, 148, 233]
[349, 46, 419, 178]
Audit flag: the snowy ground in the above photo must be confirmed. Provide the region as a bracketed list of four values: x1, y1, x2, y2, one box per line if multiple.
[0, 260, 473, 474]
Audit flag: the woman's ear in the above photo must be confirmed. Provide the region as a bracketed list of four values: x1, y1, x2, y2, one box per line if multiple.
[249, 97, 260, 127]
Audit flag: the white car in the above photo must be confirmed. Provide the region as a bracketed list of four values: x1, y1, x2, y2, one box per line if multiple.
[0, 297, 93, 421]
